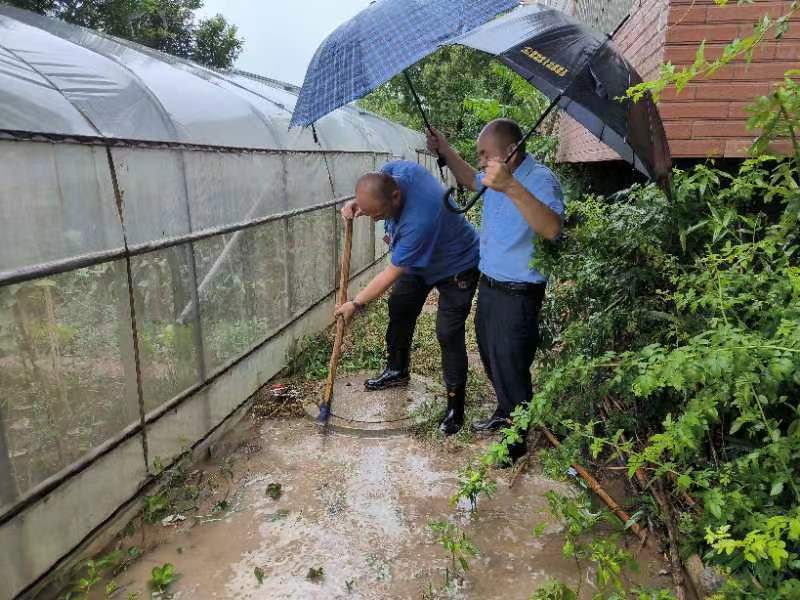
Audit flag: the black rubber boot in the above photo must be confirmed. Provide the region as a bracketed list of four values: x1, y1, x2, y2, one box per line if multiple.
[470, 408, 511, 434]
[365, 349, 410, 391]
[439, 386, 465, 435]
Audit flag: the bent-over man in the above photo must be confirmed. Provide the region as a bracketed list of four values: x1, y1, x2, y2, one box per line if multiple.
[336, 160, 479, 435]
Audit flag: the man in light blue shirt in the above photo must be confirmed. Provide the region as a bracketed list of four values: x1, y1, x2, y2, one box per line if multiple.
[428, 119, 564, 464]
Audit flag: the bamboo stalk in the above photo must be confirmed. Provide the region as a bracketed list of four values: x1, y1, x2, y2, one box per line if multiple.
[320, 219, 354, 415]
[540, 426, 652, 547]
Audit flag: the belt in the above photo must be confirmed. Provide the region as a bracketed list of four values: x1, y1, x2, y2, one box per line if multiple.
[480, 273, 546, 295]
[452, 266, 479, 281]
[433, 267, 480, 289]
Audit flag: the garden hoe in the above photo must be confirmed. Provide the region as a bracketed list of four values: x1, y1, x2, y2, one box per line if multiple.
[317, 217, 353, 427]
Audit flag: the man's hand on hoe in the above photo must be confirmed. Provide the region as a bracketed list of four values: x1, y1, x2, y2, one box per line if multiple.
[341, 199, 364, 220]
[335, 301, 355, 324]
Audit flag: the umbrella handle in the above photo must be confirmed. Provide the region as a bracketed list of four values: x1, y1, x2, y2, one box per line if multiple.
[443, 185, 488, 214]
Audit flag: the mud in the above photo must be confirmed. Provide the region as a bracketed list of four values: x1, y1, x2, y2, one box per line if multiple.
[89, 378, 671, 599]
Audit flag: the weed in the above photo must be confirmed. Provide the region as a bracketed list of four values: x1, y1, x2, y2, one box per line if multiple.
[450, 462, 496, 510]
[428, 520, 479, 582]
[254, 566, 265, 585]
[62, 551, 122, 600]
[266, 482, 282, 500]
[149, 563, 176, 594]
[306, 566, 324, 582]
[143, 493, 170, 524]
[142, 451, 199, 524]
[530, 580, 576, 600]
[345, 579, 355, 593]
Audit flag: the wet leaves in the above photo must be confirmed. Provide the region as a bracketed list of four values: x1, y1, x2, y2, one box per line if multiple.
[269, 508, 290, 522]
[306, 566, 324, 583]
[266, 482, 282, 500]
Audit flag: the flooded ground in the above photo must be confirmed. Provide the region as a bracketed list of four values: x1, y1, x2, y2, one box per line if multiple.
[86, 375, 671, 599]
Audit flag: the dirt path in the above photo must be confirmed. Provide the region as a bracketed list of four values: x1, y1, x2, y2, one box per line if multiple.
[94, 402, 670, 599]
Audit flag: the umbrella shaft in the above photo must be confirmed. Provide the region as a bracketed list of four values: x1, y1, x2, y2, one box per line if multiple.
[403, 70, 435, 133]
[504, 92, 561, 164]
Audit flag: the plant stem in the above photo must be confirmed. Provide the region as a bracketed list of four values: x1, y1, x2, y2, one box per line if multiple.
[540, 426, 652, 547]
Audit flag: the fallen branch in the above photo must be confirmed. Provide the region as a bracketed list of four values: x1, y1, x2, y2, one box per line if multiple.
[540, 426, 652, 548]
[652, 479, 689, 600]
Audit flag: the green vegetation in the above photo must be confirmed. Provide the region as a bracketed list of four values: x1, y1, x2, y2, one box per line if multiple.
[62, 548, 141, 600]
[361, 47, 557, 165]
[149, 562, 177, 594]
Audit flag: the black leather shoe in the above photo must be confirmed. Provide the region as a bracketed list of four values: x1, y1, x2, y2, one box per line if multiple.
[364, 367, 410, 391]
[470, 410, 511, 433]
[439, 386, 465, 435]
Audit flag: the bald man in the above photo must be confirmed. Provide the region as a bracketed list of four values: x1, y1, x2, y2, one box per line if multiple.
[336, 161, 479, 435]
[428, 119, 564, 465]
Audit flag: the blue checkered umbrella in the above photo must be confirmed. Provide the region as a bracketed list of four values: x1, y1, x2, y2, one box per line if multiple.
[290, 0, 518, 128]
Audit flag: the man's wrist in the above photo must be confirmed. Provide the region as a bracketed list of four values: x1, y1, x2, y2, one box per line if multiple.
[351, 299, 365, 314]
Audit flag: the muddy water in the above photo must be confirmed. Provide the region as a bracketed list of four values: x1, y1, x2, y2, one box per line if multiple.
[98, 411, 670, 598]
[303, 374, 435, 434]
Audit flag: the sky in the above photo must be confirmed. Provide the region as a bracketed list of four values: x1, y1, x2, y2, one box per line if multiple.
[197, 0, 374, 85]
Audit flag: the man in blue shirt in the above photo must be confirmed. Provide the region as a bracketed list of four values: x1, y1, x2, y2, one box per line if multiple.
[427, 119, 564, 464]
[336, 160, 480, 435]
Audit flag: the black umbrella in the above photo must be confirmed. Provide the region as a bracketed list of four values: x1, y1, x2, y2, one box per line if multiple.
[442, 4, 671, 211]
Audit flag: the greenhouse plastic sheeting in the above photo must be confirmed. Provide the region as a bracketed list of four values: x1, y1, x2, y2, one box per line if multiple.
[0, 45, 97, 137]
[0, 4, 426, 157]
[194, 221, 290, 375]
[0, 259, 141, 508]
[111, 148, 193, 245]
[288, 209, 336, 314]
[130, 244, 204, 412]
[329, 152, 380, 198]
[183, 153, 288, 231]
[0, 142, 124, 273]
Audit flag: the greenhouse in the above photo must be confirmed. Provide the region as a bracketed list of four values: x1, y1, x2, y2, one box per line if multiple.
[0, 5, 448, 597]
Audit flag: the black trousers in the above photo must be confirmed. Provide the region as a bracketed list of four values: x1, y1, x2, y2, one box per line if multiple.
[386, 267, 479, 388]
[475, 278, 546, 417]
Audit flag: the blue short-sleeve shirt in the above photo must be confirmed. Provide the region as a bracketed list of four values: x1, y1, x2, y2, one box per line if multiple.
[476, 154, 564, 284]
[382, 161, 479, 285]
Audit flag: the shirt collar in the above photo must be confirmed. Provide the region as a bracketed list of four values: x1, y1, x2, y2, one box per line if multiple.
[513, 153, 535, 180]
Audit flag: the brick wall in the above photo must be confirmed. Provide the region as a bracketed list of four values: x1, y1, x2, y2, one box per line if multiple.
[663, 0, 799, 158]
[558, 0, 800, 164]
[557, 0, 671, 164]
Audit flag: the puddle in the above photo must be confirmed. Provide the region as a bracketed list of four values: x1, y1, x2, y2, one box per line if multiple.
[88, 377, 671, 599]
[302, 374, 437, 435]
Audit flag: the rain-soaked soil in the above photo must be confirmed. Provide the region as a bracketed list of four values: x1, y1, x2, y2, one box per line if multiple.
[89, 374, 671, 599]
